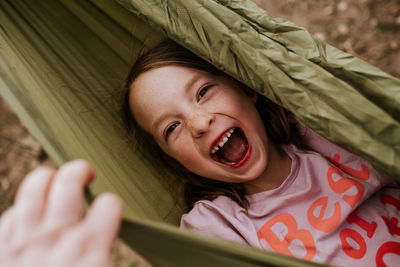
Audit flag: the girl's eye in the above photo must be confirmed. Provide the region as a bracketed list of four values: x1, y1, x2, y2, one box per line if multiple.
[165, 122, 179, 140]
[197, 85, 211, 101]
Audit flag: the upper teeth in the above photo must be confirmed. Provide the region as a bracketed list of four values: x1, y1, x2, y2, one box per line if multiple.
[211, 128, 235, 154]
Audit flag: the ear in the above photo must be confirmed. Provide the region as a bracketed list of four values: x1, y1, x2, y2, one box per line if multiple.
[237, 82, 258, 103]
[249, 90, 258, 103]
[251, 91, 258, 104]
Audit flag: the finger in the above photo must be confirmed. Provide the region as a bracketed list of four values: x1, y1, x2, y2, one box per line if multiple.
[0, 208, 15, 240]
[44, 160, 95, 228]
[13, 167, 55, 224]
[83, 193, 123, 251]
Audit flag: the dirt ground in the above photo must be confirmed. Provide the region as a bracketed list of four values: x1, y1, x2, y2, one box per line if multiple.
[0, 0, 399, 266]
[259, 0, 400, 78]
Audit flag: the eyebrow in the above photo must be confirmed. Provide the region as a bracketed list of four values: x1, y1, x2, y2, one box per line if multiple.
[151, 72, 202, 135]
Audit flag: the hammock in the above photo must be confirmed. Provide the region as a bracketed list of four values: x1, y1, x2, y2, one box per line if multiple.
[0, 0, 399, 265]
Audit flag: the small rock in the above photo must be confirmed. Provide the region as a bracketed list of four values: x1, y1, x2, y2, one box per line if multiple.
[314, 32, 326, 41]
[19, 135, 41, 155]
[323, 5, 334, 16]
[390, 41, 398, 50]
[338, 24, 349, 35]
[338, 1, 348, 11]
[395, 16, 400, 25]
[1, 179, 10, 191]
[370, 18, 378, 27]
[343, 40, 352, 51]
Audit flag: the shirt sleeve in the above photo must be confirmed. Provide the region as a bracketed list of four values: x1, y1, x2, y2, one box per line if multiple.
[180, 200, 248, 245]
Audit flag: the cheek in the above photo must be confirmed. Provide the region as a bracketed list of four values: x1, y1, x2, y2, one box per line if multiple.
[226, 89, 255, 111]
[173, 148, 213, 177]
[176, 150, 200, 169]
[166, 140, 199, 168]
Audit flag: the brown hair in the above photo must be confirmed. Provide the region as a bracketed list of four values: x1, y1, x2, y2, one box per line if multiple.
[121, 40, 306, 212]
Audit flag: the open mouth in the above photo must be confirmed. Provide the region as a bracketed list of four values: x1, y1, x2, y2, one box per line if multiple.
[210, 127, 249, 167]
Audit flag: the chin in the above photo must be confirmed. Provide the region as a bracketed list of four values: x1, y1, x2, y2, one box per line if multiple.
[234, 154, 268, 182]
[245, 154, 268, 180]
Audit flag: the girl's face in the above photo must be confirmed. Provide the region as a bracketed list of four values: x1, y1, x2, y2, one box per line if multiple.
[130, 65, 270, 184]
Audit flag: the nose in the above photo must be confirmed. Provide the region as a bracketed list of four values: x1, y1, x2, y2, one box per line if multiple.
[188, 111, 215, 138]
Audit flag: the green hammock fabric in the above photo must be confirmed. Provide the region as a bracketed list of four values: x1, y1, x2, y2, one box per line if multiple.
[0, 0, 399, 266]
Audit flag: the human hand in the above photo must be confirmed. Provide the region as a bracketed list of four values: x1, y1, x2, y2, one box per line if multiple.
[0, 160, 123, 267]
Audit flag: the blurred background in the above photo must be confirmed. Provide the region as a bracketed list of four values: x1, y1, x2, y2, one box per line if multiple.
[0, 0, 399, 266]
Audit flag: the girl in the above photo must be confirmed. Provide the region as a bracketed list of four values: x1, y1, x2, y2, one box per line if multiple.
[122, 40, 400, 266]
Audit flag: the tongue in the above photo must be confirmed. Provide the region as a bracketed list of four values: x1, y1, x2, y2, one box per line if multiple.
[218, 130, 247, 163]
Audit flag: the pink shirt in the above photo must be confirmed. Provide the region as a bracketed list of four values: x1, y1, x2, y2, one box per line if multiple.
[180, 122, 400, 266]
